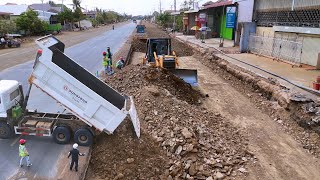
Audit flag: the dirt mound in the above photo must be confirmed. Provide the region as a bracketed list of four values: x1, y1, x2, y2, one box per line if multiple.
[107, 65, 204, 105]
[88, 121, 169, 179]
[132, 37, 146, 52]
[172, 38, 194, 57]
[87, 65, 252, 179]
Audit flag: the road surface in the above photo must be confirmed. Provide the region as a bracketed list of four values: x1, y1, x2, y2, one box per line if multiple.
[0, 22, 136, 180]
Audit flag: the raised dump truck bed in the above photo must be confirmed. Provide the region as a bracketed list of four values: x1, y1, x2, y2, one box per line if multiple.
[0, 35, 140, 146]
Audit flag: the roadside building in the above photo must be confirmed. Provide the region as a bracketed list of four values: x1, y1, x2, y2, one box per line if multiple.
[0, 12, 11, 20]
[0, 4, 30, 20]
[252, 0, 320, 68]
[201, 0, 234, 40]
[183, 9, 199, 35]
[29, 3, 62, 13]
[183, 0, 254, 42]
[34, 10, 58, 24]
[83, 11, 97, 19]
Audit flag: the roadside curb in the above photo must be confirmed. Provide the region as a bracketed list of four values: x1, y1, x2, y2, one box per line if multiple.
[81, 147, 92, 180]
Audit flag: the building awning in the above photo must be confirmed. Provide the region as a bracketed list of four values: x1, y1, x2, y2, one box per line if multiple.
[184, 9, 199, 14]
[203, 0, 233, 9]
[171, 12, 181, 15]
[0, 12, 12, 15]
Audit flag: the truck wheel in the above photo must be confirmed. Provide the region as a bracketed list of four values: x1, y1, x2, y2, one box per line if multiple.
[74, 128, 93, 146]
[0, 122, 13, 139]
[0, 122, 12, 139]
[53, 126, 71, 144]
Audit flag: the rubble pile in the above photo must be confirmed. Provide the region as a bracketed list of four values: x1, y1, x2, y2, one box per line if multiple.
[134, 85, 253, 179]
[88, 65, 252, 179]
[107, 65, 204, 105]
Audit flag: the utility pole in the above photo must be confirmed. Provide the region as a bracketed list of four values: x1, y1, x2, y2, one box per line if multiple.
[173, 0, 176, 31]
[291, 0, 295, 11]
[61, 0, 64, 12]
[41, 0, 44, 17]
[159, 0, 162, 14]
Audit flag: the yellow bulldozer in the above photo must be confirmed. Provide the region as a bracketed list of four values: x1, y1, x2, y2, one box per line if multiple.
[142, 38, 198, 86]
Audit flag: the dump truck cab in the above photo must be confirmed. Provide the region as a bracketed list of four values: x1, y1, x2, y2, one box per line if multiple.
[0, 80, 23, 118]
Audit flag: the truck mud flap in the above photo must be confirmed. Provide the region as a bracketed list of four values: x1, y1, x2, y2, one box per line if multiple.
[169, 69, 198, 86]
[128, 96, 141, 138]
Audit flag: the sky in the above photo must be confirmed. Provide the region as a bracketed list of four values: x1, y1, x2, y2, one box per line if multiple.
[1, 0, 207, 15]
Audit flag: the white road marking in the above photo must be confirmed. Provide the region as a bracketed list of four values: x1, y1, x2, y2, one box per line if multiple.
[10, 135, 22, 147]
[0, 49, 33, 57]
[0, 52, 11, 57]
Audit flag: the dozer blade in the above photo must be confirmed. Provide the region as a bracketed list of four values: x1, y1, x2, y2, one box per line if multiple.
[169, 69, 198, 86]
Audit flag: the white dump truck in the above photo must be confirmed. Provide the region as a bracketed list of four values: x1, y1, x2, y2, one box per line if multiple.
[0, 35, 140, 146]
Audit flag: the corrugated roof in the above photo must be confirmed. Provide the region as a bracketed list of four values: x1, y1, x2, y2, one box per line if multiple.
[30, 4, 61, 13]
[29, 4, 51, 11]
[184, 9, 200, 14]
[0, 12, 12, 15]
[203, 0, 233, 9]
[0, 5, 29, 15]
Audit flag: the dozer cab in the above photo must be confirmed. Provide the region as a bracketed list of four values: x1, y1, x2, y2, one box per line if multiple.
[143, 38, 198, 86]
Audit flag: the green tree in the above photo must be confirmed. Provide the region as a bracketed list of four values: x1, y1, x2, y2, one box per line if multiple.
[16, 10, 48, 35]
[157, 12, 170, 27]
[57, 8, 74, 24]
[176, 15, 183, 31]
[72, 0, 84, 29]
[48, 1, 56, 6]
[0, 20, 16, 35]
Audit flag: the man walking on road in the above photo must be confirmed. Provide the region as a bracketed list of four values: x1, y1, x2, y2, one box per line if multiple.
[68, 143, 85, 172]
[19, 139, 32, 167]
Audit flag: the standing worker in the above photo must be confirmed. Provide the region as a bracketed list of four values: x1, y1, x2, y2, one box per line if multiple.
[68, 143, 85, 172]
[106, 47, 114, 75]
[19, 139, 32, 167]
[102, 51, 108, 74]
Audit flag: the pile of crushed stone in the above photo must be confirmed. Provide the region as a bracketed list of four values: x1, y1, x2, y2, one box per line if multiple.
[86, 65, 253, 179]
[106, 65, 204, 105]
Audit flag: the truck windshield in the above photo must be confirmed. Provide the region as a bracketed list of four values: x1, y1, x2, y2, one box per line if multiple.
[10, 89, 20, 101]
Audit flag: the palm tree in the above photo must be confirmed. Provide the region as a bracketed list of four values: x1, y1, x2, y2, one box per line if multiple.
[72, 0, 81, 9]
[72, 0, 83, 29]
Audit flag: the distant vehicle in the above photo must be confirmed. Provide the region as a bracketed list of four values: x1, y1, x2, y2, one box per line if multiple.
[6, 34, 22, 48]
[133, 19, 137, 23]
[136, 25, 145, 33]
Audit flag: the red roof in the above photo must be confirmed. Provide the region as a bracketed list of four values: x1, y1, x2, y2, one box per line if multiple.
[203, 0, 233, 9]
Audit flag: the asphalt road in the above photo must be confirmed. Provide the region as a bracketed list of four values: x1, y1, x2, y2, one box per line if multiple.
[0, 22, 136, 180]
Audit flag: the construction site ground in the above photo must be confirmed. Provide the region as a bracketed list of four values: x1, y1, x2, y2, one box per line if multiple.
[176, 34, 320, 98]
[85, 21, 320, 179]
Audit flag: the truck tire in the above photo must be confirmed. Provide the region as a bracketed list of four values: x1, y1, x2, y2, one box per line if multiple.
[53, 126, 71, 144]
[0, 122, 13, 139]
[74, 128, 93, 146]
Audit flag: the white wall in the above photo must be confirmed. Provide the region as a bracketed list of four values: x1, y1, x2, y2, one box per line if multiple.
[233, 0, 254, 22]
